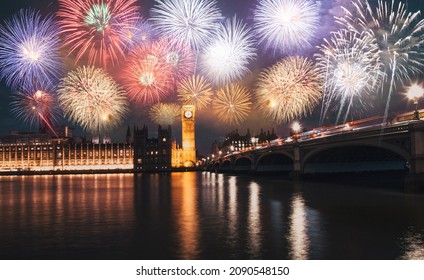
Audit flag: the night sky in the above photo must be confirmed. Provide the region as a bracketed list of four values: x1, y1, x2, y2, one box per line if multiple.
[0, 0, 423, 155]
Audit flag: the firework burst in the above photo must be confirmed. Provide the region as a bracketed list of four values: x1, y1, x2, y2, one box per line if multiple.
[150, 0, 222, 51]
[11, 86, 60, 134]
[120, 15, 155, 52]
[153, 37, 195, 83]
[256, 56, 322, 124]
[57, 0, 140, 67]
[57, 66, 128, 133]
[253, 0, 320, 54]
[0, 9, 62, 90]
[149, 103, 181, 126]
[213, 83, 252, 125]
[177, 75, 213, 111]
[199, 16, 256, 85]
[121, 44, 174, 105]
[316, 30, 384, 124]
[338, 0, 424, 120]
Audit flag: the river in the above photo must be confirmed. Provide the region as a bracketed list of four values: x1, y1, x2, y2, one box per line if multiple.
[0, 172, 423, 259]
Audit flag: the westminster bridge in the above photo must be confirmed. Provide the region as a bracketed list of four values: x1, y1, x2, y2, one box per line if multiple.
[207, 119, 424, 191]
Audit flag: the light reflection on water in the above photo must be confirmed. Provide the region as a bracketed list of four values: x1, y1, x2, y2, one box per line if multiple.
[288, 193, 310, 260]
[400, 228, 424, 260]
[0, 172, 424, 260]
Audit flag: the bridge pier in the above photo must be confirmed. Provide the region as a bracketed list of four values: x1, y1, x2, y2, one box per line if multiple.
[290, 144, 302, 179]
[405, 122, 424, 192]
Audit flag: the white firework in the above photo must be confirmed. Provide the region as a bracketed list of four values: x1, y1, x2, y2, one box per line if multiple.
[199, 16, 256, 85]
[253, 0, 320, 54]
[316, 30, 385, 124]
[150, 0, 222, 51]
[338, 0, 424, 121]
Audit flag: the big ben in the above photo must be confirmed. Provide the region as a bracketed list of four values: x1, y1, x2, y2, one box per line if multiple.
[181, 104, 196, 167]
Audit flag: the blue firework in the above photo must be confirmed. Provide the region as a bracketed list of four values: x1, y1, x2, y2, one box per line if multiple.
[0, 9, 63, 90]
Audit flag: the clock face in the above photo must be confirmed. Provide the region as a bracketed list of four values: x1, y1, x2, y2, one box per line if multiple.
[184, 110, 193, 118]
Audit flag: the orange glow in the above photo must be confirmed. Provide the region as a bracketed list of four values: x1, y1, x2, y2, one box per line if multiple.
[172, 172, 199, 259]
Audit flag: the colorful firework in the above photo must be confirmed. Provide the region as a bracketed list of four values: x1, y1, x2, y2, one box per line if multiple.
[338, 0, 424, 120]
[256, 56, 322, 124]
[10, 86, 60, 134]
[0, 9, 62, 90]
[57, 66, 128, 133]
[149, 103, 181, 126]
[57, 0, 140, 67]
[213, 83, 252, 125]
[120, 15, 155, 52]
[150, 0, 222, 51]
[253, 0, 320, 54]
[199, 16, 256, 85]
[153, 37, 195, 83]
[121, 44, 174, 105]
[316, 30, 384, 124]
[177, 75, 213, 111]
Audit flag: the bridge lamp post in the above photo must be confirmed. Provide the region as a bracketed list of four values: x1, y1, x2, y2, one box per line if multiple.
[251, 137, 258, 149]
[405, 82, 424, 120]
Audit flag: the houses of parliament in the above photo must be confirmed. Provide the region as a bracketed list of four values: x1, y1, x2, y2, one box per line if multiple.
[0, 105, 198, 173]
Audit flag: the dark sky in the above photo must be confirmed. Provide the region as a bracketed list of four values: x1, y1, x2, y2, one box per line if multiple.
[0, 0, 423, 155]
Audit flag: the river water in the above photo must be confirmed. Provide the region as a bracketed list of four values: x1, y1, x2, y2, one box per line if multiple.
[0, 172, 423, 260]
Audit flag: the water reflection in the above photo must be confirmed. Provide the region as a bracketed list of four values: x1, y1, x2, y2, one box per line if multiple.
[400, 228, 424, 260]
[248, 182, 261, 257]
[288, 193, 310, 259]
[1, 172, 424, 259]
[228, 176, 238, 239]
[171, 172, 199, 259]
[0, 174, 134, 259]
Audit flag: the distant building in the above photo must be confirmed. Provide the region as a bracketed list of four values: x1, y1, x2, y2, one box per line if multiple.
[213, 128, 278, 156]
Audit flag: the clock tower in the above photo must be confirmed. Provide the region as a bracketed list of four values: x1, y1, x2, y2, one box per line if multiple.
[181, 104, 196, 167]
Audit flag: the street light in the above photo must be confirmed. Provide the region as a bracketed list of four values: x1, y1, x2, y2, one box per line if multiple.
[251, 137, 258, 149]
[291, 121, 301, 133]
[405, 82, 424, 120]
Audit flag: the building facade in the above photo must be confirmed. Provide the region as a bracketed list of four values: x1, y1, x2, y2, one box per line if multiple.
[0, 132, 133, 172]
[133, 125, 173, 171]
[0, 115, 199, 173]
[213, 128, 278, 156]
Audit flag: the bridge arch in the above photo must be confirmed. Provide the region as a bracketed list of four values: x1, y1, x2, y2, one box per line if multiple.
[234, 157, 252, 172]
[222, 160, 232, 172]
[255, 152, 294, 173]
[302, 142, 409, 173]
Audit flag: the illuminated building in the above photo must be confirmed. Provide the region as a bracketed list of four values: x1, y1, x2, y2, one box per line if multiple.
[181, 105, 196, 167]
[0, 130, 133, 172]
[0, 114, 199, 173]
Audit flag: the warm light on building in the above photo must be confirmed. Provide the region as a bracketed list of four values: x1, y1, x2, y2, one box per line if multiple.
[181, 105, 196, 167]
[0, 140, 133, 172]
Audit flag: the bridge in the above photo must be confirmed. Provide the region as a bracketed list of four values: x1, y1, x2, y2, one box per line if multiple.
[207, 119, 424, 192]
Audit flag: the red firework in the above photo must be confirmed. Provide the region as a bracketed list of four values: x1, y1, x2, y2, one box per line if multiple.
[152, 37, 195, 84]
[121, 44, 174, 105]
[57, 0, 140, 67]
